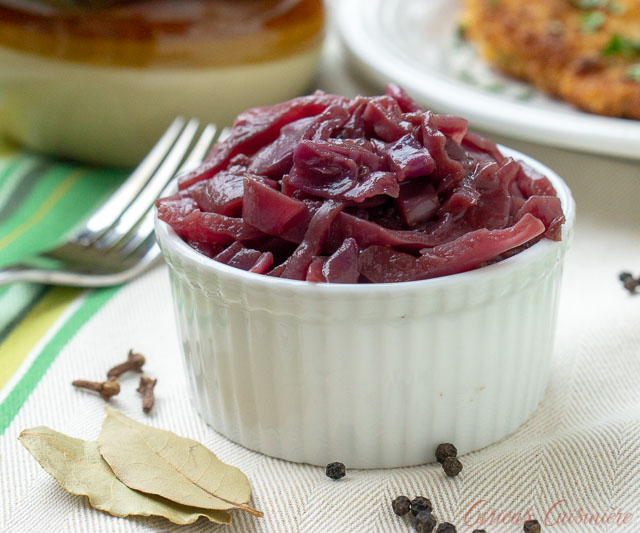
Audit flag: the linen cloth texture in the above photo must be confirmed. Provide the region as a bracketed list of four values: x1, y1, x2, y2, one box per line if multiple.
[2, 36, 640, 533]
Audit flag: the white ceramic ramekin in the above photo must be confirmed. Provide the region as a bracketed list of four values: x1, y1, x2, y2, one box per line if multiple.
[155, 147, 575, 469]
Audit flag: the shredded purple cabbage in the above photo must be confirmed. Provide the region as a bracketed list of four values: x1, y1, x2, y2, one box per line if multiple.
[157, 85, 565, 283]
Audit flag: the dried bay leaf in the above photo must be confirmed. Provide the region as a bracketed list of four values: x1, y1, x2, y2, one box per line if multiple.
[19, 426, 232, 525]
[98, 407, 263, 517]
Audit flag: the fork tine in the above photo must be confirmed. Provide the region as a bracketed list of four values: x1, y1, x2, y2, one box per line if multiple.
[218, 126, 232, 143]
[94, 118, 200, 250]
[118, 230, 157, 267]
[117, 123, 221, 258]
[75, 117, 187, 245]
[177, 123, 218, 175]
[0, 118, 225, 288]
[114, 210, 156, 260]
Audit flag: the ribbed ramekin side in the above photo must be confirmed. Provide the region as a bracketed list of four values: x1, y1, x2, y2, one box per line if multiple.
[165, 261, 212, 428]
[159, 222, 570, 468]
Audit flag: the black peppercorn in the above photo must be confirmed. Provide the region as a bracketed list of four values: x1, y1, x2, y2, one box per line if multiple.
[435, 442, 457, 464]
[619, 272, 633, 282]
[435, 523, 457, 533]
[472, 530, 487, 533]
[523, 520, 541, 533]
[619, 272, 639, 294]
[413, 511, 437, 533]
[325, 462, 345, 480]
[442, 456, 463, 477]
[411, 496, 433, 516]
[392, 495, 411, 516]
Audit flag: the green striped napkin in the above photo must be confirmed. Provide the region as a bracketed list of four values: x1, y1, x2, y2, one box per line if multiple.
[0, 140, 128, 430]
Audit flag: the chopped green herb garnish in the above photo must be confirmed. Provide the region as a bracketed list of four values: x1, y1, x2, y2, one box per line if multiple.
[516, 89, 536, 101]
[601, 34, 640, 58]
[570, 0, 624, 12]
[607, 1, 624, 13]
[602, 34, 626, 55]
[484, 82, 507, 93]
[581, 11, 606, 33]
[572, 0, 605, 9]
[627, 63, 640, 82]
[489, 0, 499, 6]
[458, 70, 476, 84]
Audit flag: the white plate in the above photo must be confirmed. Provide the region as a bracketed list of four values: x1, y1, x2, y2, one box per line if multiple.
[336, 0, 640, 160]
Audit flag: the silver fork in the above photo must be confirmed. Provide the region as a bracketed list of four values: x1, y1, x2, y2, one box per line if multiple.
[0, 117, 225, 287]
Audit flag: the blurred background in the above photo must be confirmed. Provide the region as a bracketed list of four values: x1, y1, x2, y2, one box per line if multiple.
[0, 0, 638, 289]
[1, 4, 639, 531]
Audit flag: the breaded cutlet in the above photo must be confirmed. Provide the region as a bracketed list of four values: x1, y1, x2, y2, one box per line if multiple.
[462, 0, 640, 119]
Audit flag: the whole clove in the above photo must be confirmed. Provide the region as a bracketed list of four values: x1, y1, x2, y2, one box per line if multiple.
[72, 378, 120, 401]
[523, 520, 541, 533]
[107, 349, 146, 379]
[442, 456, 463, 477]
[325, 462, 346, 480]
[137, 376, 157, 413]
[435, 443, 457, 464]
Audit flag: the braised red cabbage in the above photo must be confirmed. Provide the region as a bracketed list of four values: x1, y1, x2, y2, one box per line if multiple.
[157, 85, 565, 283]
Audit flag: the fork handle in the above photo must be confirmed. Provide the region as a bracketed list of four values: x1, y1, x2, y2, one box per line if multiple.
[0, 256, 161, 287]
[0, 266, 45, 286]
[0, 266, 98, 287]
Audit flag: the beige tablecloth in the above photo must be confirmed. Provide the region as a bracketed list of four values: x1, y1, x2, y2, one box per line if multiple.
[2, 29, 640, 533]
